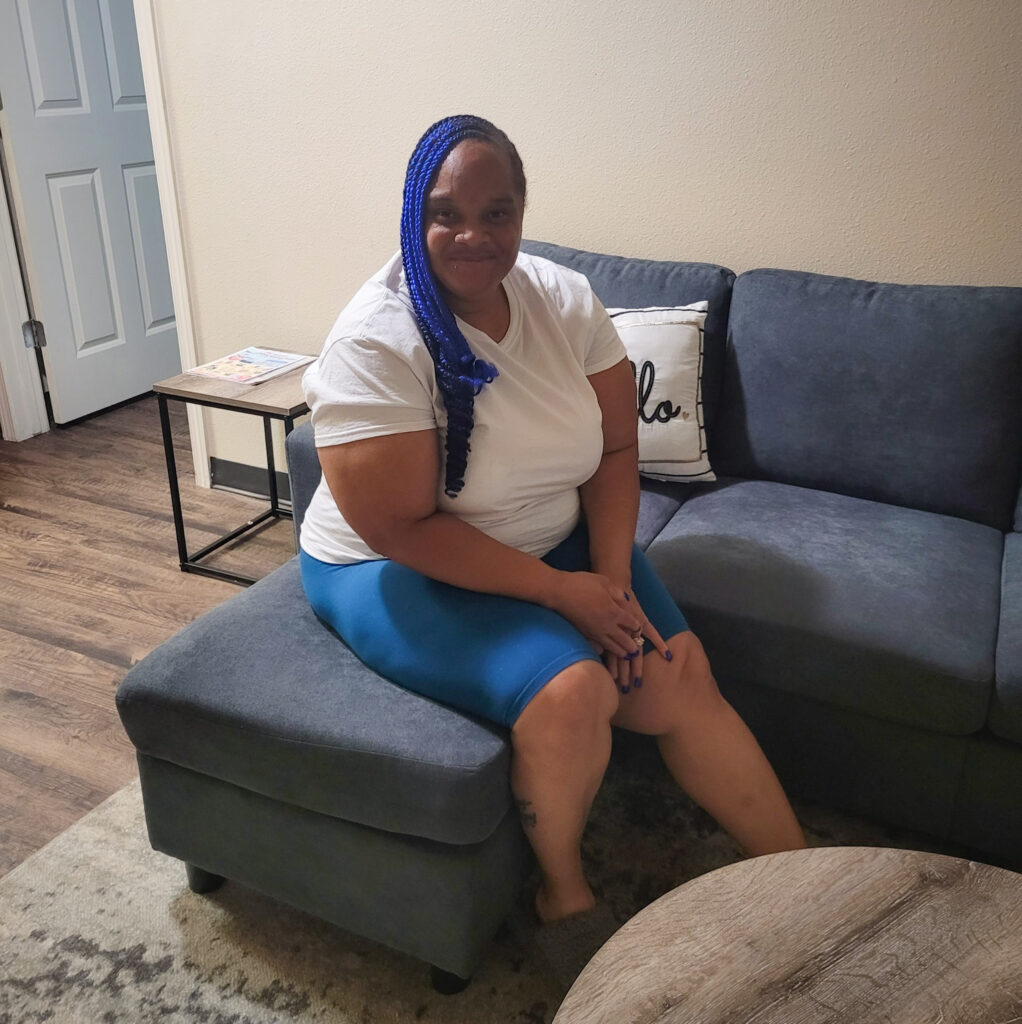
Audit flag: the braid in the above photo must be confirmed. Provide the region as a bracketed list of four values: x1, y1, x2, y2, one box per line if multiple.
[400, 115, 525, 497]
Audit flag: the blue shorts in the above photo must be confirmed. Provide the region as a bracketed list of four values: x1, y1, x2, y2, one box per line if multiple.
[299, 521, 689, 727]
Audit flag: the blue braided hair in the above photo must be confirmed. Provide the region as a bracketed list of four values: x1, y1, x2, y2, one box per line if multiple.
[400, 115, 526, 497]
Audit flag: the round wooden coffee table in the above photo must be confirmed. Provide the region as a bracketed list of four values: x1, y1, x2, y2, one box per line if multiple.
[553, 846, 1022, 1023]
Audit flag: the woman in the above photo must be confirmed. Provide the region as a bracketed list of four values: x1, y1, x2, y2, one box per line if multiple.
[300, 115, 805, 929]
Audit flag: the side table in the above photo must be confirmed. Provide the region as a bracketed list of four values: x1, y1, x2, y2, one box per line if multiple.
[153, 364, 310, 586]
[554, 846, 1022, 1023]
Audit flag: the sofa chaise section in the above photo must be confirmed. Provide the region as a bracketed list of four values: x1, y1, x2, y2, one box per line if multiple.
[116, 242, 1022, 992]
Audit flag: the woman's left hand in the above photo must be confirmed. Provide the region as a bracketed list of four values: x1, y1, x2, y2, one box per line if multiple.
[601, 589, 671, 694]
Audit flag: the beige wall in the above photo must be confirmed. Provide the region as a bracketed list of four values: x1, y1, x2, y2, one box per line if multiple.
[149, 0, 1021, 471]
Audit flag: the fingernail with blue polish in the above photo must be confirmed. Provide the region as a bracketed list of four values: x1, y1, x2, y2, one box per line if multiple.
[624, 593, 630, 601]
[665, 649, 673, 662]
[620, 685, 630, 694]
[634, 677, 643, 688]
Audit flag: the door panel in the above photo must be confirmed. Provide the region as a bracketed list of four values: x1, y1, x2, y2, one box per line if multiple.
[0, 0, 179, 422]
[48, 169, 121, 350]
[98, 0, 145, 108]
[18, 0, 89, 114]
[123, 162, 173, 331]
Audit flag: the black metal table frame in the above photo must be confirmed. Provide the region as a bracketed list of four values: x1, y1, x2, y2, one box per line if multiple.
[157, 392, 297, 587]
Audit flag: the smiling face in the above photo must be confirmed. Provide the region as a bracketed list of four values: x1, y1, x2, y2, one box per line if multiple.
[425, 139, 525, 320]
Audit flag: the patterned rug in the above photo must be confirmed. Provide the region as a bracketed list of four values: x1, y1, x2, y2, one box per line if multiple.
[0, 739, 962, 1024]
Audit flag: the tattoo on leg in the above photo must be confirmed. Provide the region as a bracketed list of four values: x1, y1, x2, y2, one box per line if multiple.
[516, 799, 538, 829]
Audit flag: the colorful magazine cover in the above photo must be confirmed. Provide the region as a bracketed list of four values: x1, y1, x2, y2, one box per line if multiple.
[186, 347, 313, 385]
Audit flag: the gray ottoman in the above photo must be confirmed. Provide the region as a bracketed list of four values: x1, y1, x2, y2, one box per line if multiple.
[116, 425, 529, 987]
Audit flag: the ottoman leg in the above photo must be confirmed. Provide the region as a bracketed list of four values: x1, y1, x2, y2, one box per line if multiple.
[430, 965, 470, 994]
[186, 862, 226, 894]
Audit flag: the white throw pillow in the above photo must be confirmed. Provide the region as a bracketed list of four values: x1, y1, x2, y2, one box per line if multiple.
[606, 302, 715, 483]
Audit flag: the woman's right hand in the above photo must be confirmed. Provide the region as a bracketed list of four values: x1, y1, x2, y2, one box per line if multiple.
[545, 569, 643, 658]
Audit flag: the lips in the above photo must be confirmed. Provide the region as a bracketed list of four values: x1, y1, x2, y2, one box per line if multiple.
[448, 252, 496, 262]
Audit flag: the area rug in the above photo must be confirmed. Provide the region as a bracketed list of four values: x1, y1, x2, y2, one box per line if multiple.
[1, 742, 961, 1024]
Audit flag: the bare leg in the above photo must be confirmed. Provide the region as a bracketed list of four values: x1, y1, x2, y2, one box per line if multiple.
[612, 632, 805, 856]
[511, 659, 619, 921]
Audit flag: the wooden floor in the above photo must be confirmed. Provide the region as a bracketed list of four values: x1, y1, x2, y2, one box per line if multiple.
[0, 396, 297, 877]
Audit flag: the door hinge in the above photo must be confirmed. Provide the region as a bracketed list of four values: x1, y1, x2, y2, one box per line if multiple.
[22, 319, 46, 349]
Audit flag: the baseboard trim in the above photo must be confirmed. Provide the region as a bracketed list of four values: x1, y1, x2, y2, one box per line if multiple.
[210, 457, 291, 502]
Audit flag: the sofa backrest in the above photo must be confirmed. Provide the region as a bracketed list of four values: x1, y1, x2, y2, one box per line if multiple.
[520, 240, 735, 431]
[711, 268, 1022, 530]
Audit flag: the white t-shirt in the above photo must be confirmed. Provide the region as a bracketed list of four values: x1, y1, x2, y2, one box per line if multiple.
[299, 250, 626, 564]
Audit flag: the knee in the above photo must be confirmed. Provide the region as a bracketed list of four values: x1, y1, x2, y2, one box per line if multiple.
[669, 633, 722, 707]
[512, 660, 618, 745]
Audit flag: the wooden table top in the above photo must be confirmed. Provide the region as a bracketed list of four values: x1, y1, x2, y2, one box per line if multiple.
[153, 355, 312, 418]
[553, 846, 1022, 1024]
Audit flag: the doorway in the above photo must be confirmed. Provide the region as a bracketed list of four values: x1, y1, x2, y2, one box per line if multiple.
[0, 0, 181, 440]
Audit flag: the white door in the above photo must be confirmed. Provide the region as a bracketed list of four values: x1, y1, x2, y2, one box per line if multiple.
[0, 0, 179, 423]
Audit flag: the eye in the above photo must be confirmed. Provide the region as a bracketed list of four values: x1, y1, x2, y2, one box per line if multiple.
[488, 208, 512, 221]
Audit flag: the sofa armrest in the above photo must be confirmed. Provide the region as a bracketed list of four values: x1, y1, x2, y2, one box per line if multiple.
[285, 421, 320, 545]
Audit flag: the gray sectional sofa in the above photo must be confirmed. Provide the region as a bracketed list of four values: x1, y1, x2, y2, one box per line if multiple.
[116, 241, 1022, 987]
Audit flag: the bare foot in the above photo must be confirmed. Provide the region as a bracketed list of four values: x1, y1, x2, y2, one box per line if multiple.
[535, 880, 596, 923]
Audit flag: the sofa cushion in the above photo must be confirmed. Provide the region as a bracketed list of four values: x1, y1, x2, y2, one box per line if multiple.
[636, 479, 690, 550]
[990, 532, 1022, 743]
[116, 558, 513, 846]
[520, 240, 735, 431]
[711, 269, 1022, 531]
[645, 479, 1002, 734]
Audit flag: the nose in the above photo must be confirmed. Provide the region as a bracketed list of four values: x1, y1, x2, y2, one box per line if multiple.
[455, 219, 490, 245]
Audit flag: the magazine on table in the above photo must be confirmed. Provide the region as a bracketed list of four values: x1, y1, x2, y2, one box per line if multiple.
[186, 347, 314, 385]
